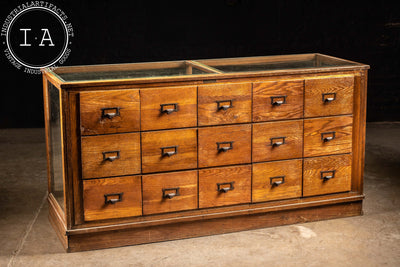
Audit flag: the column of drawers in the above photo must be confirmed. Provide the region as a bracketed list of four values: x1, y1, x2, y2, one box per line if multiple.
[79, 75, 354, 222]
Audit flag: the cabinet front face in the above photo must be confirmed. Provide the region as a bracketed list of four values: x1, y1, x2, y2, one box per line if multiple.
[199, 165, 251, 208]
[304, 75, 354, 118]
[253, 79, 304, 122]
[140, 85, 197, 131]
[81, 133, 141, 179]
[141, 129, 197, 173]
[198, 124, 251, 168]
[142, 170, 198, 215]
[198, 82, 252, 126]
[252, 120, 303, 162]
[80, 89, 140, 135]
[83, 176, 142, 221]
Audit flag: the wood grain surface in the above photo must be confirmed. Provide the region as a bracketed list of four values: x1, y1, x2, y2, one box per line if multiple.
[199, 165, 251, 208]
[303, 154, 352, 197]
[142, 170, 198, 215]
[304, 115, 353, 157]
[140, 85, 197, 131]
[198, 82, 252, 126]
[83, 176, 142, 221]
[252, 159, 302, 202]
[80, 89, 140, 135]
[305, 75, 354, 117]
[253, 79, 304, 122]
[141, 128, 197, 173]
[81, 133, 141, 179]
[252, 119, 303, 162]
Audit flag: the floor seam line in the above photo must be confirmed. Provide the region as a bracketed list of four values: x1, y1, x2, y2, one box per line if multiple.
[7, 193, 47, 267]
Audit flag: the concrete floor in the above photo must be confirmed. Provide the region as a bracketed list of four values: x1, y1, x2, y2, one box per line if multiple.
[0, 123, 399, 266]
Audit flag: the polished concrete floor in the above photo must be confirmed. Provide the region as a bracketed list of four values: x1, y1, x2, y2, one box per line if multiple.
[0, 123, 399, 266]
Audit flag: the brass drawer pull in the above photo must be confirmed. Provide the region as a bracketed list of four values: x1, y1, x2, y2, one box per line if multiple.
[160, 103, 179, 114]
[162, 187, 180, 199]
[270, 176, 285, 186]
[320, 170, 336, 180]
[217, 141, 234, 152]
[270, 136, 286, 147]
[321, 131, 336, 142]
[217, 181, 235, 193]
[270, 95, 287, 106]
[322, 93, 336, 103]
[104, 192, 123, 204]
[101, 107, 121, 119]
[161, 146, 178, 157]
[216, 99, 234, 111]
[102, 150, 120, 162]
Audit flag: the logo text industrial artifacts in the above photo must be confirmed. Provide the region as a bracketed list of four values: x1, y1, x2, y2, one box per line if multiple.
[2, 2, 74, 74]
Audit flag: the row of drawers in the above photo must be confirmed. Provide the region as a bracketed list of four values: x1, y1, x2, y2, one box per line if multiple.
[81, 116, 352, 179]
[83, 154, 352, 221]
[80, 75, 354, 135]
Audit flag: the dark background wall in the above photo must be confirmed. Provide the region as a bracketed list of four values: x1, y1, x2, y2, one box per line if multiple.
[1, 0, 399, 128]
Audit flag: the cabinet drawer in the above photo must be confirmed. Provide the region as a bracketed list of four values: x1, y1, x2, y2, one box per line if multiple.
[81, 133, 141, 179]
[140, 85, 197, 131]
[304, 116, 352, 157]
[83, 176, 142, 221]
[303, 154, 352, 197]
[141, 129, 197, 173]
[252, 120, 303, 162]
[253, 79, 304, 122]
[198, 124, 251, 168]
[142, 170, 198, 215]
[80, 89, 140, 135]
[304, 75, 354, 117]
[198, 82, 251, 126]
[252, 159, 302, 202]
[199, 165, 251, 208]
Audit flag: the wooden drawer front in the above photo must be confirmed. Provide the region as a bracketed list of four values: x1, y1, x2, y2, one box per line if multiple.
[141, 129, 197, 173]
[199, 165, 251, 208]
[80, 89, 140, 135]
[303, 154, 352, 197]
[252, 120, 303, 162]
[83, 176, 142, 221]
[81, 133, 141, 179]
[198, 124, 251, 168]
[304, 116, 352, 157]
[142, 170, 198, 215]
[253, 80, 304, 122]
[304, 75, 354, 117]
[252, 159, 302, 203]
[198, 82, 251, 126]
[140, 85, 197, 131]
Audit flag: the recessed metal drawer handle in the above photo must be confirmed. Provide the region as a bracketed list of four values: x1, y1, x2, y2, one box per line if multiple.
[271, 95, 287, 106]
[321, 131, 336, 142]
[102, 150, 120, 162]
[104, 192, 123, 204]
[217, 181, 235, 193]
[270, 136, 286, 147]
[270, 176, 285, 186]
[217, 141, 234, 152]
[162, 187, 180, 199]
[161, 146, 178, 157]
[320, 170, 336, 180]
[101, 107, 121, 119]
[322, 93, 336, 103]
[160, 103, 179, 114]
[216, 99, 234, 111]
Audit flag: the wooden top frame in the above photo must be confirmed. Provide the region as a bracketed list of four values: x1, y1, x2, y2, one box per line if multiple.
[42, 53, 369, 90]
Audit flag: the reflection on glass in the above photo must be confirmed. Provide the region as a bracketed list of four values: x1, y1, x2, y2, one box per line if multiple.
[48, 82, 64, 211]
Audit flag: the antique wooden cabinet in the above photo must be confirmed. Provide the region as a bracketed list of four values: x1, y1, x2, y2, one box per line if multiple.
[42, 54, 369, 252]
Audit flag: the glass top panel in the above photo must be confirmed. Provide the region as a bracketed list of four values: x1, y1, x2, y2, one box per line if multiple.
[51, 54, 362, 82]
